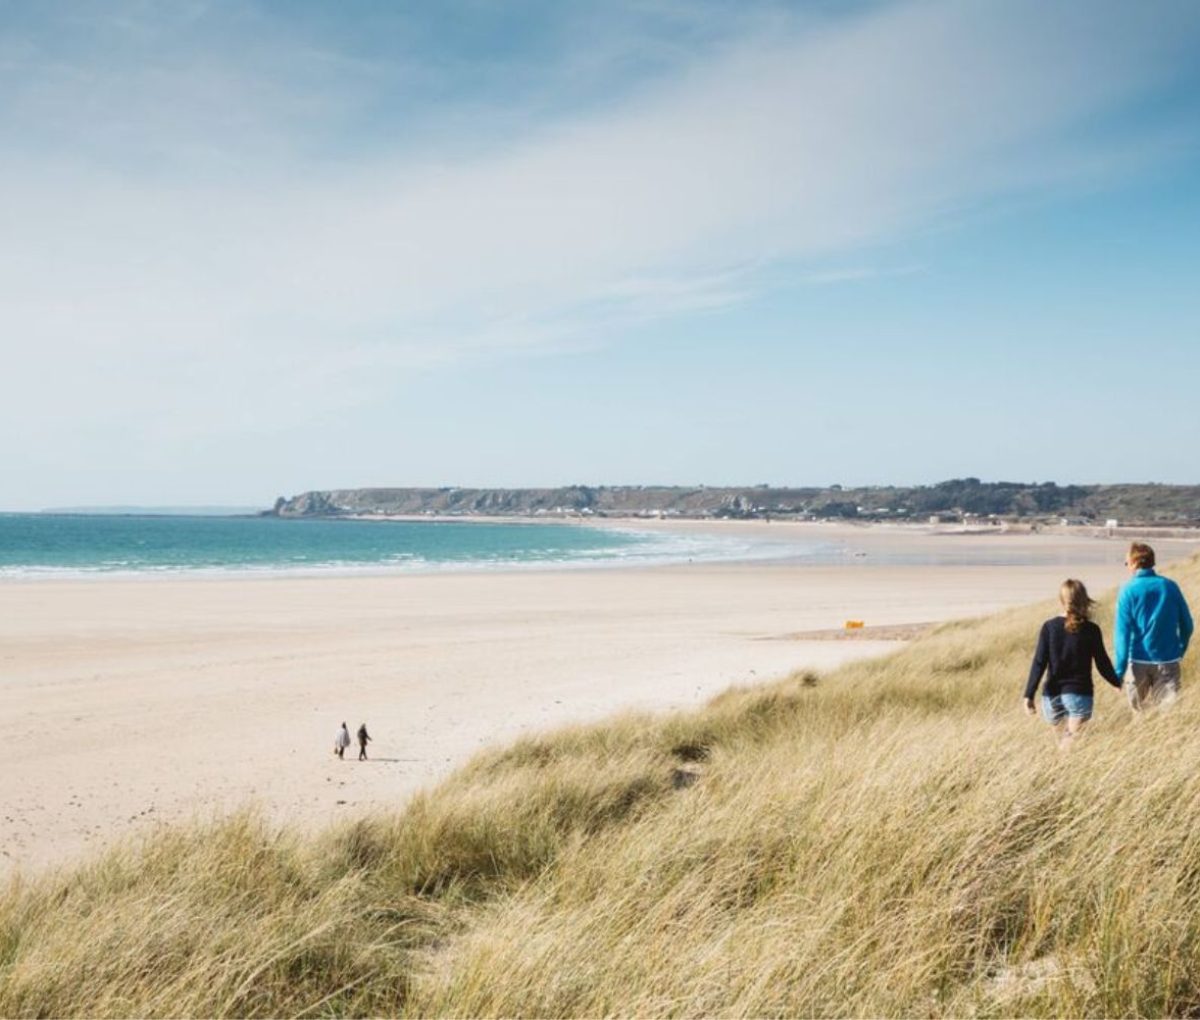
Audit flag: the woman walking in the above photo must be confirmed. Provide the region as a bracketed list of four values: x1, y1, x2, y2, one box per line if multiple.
[1024, 579, 1121, 749]
[334, 722, 351, 759]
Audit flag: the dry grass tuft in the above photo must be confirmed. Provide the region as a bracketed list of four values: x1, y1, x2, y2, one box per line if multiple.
[1, 556, 1198, 1017]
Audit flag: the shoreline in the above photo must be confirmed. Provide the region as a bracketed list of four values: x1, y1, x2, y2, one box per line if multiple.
[334, 510, 1200, 540]
[2, 517, 1196, 585]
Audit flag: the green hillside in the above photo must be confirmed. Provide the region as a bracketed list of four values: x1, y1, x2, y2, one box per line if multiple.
[272, 479, 1200, 525]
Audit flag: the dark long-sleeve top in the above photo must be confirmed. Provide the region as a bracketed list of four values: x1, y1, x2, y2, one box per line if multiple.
[1025, 617, 1120, 700]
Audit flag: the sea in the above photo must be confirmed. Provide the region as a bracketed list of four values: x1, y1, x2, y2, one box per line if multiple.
[0, 512, 1149, 581]
[0, 512, 811, 580]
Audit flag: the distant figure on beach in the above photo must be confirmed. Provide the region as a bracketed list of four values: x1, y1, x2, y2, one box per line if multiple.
[1114, 543, 1193, 711]
[357, 723, 371, 761]
[334, 722, 351, 759]
[1024, 579, 1120, 749]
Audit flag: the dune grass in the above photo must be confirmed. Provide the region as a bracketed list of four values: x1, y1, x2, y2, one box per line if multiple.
[2, 556, 1199, 1017]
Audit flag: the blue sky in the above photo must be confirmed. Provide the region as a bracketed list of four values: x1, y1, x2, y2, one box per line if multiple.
[1, 0, 1198, 508]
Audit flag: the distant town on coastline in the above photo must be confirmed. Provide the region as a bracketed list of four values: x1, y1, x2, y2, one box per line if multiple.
[268, 479, 1200, 528]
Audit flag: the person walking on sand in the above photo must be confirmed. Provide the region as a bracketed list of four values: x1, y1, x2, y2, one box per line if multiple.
[334, 722, 351, 760]
[1115, 542, 1194, 711]
[357, 723, 371, 761]
[1024, 579, 1121, 749]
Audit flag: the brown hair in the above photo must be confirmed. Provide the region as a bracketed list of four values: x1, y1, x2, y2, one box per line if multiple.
[1127, 542, 1156, 569]
[1060, 579, 1095, 633]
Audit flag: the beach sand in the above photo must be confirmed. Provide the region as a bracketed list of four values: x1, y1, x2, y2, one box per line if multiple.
[1, 524, 1194, 876]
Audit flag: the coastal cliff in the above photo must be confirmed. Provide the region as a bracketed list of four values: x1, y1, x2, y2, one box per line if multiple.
[269, 485, 782, 519]
[267, 480, 1200, 526]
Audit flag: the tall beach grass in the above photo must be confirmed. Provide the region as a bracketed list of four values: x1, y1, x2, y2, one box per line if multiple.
[2, 556, 1198, 1017]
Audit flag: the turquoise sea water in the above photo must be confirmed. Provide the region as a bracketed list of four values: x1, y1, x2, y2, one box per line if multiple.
[0, 514, 772, 579]
[0, 514, 636, 577]
[0, 514, 1141, 580]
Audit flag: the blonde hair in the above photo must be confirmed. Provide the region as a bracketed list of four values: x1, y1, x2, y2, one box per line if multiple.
[1128, 542, 1155, 569]
[1060, 579, 1095, 633]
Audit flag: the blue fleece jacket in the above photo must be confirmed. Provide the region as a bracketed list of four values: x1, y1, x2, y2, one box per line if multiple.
[1113, 568, 1194, 678]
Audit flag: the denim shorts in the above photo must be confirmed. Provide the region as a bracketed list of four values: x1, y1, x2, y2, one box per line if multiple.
[1041, 693, 1093, 725]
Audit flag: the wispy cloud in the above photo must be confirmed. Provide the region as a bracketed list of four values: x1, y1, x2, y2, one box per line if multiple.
[1, 0, 1198, 442]
[799, 265, 925, 287]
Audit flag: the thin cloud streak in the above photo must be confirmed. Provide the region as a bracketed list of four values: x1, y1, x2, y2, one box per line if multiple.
[800, 265, 925, 286]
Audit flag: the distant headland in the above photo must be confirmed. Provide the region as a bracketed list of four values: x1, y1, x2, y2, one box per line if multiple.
[266, 479, 1200, 528]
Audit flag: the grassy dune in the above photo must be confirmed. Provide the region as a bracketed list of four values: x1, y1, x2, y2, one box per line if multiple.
[3, 557, 1199, 1017]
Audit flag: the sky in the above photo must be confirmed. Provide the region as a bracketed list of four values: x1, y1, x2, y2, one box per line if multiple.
[2, 0, 1199, 510]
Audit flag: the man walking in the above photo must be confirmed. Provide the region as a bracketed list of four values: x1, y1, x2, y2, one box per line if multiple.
[357, 722, 372, 761]
[1114, 542, 1194, 710]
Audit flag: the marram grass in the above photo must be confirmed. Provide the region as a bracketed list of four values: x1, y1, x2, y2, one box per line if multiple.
[2, 557, 1198, 1018]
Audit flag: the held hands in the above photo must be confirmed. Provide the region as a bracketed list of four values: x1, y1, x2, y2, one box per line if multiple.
[1022, 697, 1036, 717]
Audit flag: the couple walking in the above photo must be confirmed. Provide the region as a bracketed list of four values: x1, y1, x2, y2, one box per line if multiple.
[1024, 542, 1193, 748]
[334, 721, 372, 760]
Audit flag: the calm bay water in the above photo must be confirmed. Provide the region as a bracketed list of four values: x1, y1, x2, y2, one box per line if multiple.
[0, 513, 779, 579]
[0, 513, 1146, 580]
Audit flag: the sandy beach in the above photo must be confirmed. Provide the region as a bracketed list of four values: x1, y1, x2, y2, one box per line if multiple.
[1, 523, 1195, 877]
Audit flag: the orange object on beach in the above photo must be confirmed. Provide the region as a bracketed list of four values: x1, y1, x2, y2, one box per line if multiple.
[844, 620, 865, 630]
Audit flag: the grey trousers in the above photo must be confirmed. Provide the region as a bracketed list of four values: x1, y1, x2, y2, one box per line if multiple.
[1125, 661, 1182, 710]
